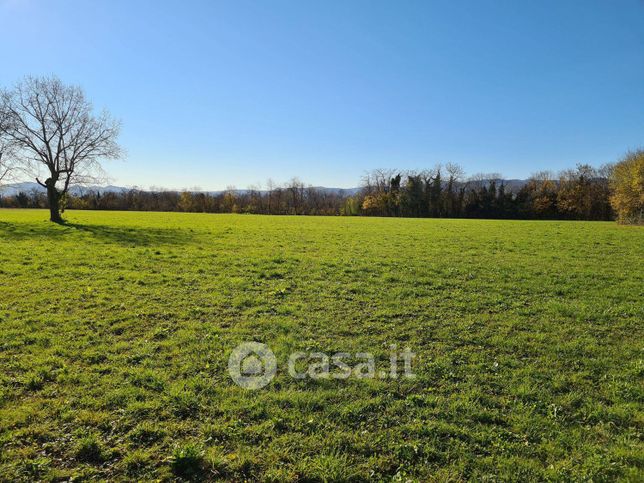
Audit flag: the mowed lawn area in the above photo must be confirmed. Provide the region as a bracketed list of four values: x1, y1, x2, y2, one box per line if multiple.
[0, 210, 642, 481]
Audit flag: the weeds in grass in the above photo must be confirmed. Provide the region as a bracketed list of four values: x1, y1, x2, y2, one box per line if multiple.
[75, 434, 106, 463]
[170, 443, 207, 479]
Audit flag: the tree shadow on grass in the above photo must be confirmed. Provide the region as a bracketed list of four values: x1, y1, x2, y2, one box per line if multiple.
[67, 223, 198, 246]
[0, 221, 196, 247]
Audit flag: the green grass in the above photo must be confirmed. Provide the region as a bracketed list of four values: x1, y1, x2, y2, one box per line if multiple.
[0, 209, 642, 481]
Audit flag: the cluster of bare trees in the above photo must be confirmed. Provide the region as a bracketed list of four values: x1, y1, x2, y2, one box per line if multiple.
[165, 180, 355, 216]
[0, 76, 122, 222]
[0, 180, 358, 216]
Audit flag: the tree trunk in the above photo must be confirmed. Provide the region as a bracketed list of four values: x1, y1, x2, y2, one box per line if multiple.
[45, 179, 63, 223]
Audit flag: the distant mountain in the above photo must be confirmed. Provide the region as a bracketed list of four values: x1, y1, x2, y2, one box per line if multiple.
[0, 182, 45, 196]
[0, 182, 129, 196]
[0, 181, 528, 197]
[308, 187, 362, 196]
[0, 182, 363, 197]
[495, 179, 527, 191]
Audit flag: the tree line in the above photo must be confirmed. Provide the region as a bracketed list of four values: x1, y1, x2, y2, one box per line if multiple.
[0, 180, 356, 216]
[2, 154, 641, 223]
[1, 76, 642, 223]
[360, 164, 614, 220]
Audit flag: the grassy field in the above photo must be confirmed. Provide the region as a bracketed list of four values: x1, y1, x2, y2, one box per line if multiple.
[0, 209, 642, 481]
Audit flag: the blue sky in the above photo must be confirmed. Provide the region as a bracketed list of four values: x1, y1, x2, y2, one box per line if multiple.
[1, 0, 643, 190]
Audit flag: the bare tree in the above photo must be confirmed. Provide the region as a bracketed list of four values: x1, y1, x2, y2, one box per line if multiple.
[0, 111, 17, 185]
[467, 172, 503, 190]
[287, 177, 306, 214]
[0, 138, 15, 184]
[445, 163, 464, 182]
[266, 178, 276, 214]
[362, 168, 397, 194]
[0, 76, 122, 222]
